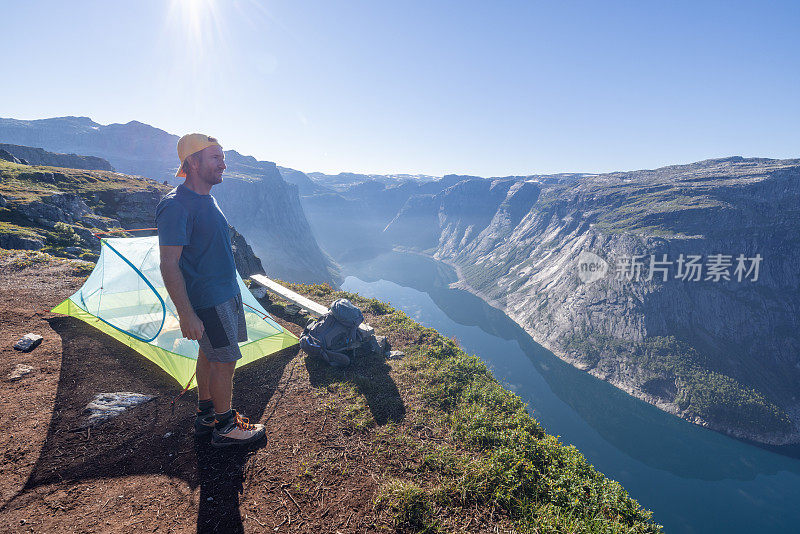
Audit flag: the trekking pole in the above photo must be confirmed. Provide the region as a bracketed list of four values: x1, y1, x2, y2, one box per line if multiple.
[170, 371, 197, 415]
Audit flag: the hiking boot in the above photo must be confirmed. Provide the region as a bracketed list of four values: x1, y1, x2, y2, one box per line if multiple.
[211, 410, 266, 448]
[194, 412, 216, 436]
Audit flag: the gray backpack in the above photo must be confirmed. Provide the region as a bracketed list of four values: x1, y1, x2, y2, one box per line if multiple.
[300, 298, 364, 367]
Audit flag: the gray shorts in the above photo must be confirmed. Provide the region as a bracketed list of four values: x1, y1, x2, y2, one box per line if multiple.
[195, 293, 247, 363]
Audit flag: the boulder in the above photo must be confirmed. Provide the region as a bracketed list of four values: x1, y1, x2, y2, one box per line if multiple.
[70, 225, 97, 247]
[387, 350, 405, 360]
[250, 286, 268, 299]
[43, 192, 90, 219]
[13, 333, 43, 352]
[81, 213, 121, 231]
[0, 233, 45, 250]
[15, 199, 71, 224]
[7, 364, 34, 381]
[358, 322, 375, 339]
[83, 392, 155, 427]
[367, 335, 389, 357]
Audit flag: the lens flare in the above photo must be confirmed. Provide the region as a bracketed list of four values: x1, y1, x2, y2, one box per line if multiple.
[167, 0, 226, 64]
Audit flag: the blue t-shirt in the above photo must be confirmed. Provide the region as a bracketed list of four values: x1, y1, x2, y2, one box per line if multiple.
[155, 184, 239, 310]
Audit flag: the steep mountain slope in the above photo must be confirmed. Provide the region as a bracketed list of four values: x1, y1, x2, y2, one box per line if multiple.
[382, 157, 800, 445]
[212, 153, 338, 284]
[0, 117, 337, 284]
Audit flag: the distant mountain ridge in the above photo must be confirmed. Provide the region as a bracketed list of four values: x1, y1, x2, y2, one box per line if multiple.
[305, 170, 439, 191]
[0, 117, 175, 180]
[0, 116, 338, 284]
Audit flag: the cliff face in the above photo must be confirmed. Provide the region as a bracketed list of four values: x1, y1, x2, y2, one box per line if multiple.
[211, 152, 339, 283]
[0, 118, 338, 284]
[382, 158, 800, 445]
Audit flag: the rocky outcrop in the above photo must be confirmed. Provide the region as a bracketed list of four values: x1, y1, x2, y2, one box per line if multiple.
[0, 143, 113, 171]
[0, 148, 27, 165]
[382, 158, 800, 445]
[0, 165, 266, 275]
[14, 193, 91, 226]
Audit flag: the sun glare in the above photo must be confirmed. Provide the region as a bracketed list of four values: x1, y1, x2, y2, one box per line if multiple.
[168, 0, 224, 57]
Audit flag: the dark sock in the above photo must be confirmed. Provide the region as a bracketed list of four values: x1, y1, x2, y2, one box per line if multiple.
[215, 409, 233, 430]
[197, 398, 214, 414]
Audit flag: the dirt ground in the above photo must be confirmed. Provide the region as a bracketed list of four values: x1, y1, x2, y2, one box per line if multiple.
[0, 252, 512, 533]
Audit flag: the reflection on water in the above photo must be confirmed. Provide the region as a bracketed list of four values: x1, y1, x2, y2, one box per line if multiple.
[341, 251, 800, 534]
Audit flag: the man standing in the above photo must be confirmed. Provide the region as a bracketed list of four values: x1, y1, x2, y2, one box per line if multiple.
[156, 133, 265, 448]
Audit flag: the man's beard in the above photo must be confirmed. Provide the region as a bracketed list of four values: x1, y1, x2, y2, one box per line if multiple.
[202, 168, 224, 185]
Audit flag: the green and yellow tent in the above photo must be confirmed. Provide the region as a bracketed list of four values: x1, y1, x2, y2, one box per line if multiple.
[52, 235, 298, 388]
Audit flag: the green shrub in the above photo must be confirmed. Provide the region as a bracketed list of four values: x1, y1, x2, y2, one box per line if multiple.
[50, 222, 82, 247]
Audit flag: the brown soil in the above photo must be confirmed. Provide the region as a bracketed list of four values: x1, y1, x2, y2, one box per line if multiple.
[0, 252, 511, 533]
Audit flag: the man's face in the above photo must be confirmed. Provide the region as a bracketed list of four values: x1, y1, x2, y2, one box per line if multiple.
[191, 145, 226, 186]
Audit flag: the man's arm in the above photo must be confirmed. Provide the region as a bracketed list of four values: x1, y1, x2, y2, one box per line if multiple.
[159, 245, 205, 341]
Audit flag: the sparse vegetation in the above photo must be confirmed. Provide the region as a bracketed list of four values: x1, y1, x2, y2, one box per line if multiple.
[0, 160, 164, 202]
[4, 249, 52, 270]
[562, 333, 793, 434]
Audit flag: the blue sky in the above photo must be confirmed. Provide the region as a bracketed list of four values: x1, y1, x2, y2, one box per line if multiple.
[2, 0, 798, 176]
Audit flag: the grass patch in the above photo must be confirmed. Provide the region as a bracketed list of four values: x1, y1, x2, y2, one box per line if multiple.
[319, 381, 375, 434]
[374, 479, 438, 532]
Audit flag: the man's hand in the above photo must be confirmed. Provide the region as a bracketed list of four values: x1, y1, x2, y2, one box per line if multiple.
[180, 311, 205, 341]
[160, 244, 205, 341]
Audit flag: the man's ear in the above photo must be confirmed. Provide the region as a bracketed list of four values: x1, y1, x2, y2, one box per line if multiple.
[184, 153, 198, 174]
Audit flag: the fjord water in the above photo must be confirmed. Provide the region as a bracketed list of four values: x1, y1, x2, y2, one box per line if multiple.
[340, 251, 800, 534]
